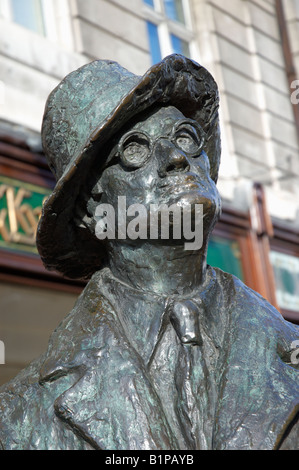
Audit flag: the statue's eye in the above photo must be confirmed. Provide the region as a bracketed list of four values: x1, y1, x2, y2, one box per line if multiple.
[175, 127, 201, 155]
[120, 133, 150, 168]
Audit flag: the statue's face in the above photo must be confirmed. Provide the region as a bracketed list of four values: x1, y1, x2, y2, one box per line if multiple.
[91, 105, 221, 242]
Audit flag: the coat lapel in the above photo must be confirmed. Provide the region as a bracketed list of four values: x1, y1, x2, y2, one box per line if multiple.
[52, 344, 177, 450]
[39, 271, 177, 450]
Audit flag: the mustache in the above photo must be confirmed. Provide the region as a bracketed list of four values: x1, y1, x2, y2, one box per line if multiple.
[158, 172, 201, 188]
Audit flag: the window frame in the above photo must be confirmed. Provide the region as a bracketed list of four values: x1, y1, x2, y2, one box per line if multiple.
[143, 0, 200, 63]
[0, 0, 75, 51]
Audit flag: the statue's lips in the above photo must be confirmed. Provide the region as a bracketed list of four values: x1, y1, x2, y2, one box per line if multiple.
[156, 173, 217, 215]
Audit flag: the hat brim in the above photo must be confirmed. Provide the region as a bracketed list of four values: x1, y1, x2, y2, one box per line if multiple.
[37, 54, 220, 279]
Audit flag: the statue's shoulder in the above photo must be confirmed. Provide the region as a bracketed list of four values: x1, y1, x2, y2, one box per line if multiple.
[208, 265, 299, 376]
[209, 265, 299, 333]
[0, 357, 91, 450]
[0, 269, 114, 449]
[0, 356, 45, 449]
[208, 266, 299, 450]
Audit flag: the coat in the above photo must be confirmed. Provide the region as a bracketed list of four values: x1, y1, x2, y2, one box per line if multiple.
[0, 266, 298, 450]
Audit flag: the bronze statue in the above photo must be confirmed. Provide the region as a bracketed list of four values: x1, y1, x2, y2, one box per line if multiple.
[0, 54, 298, 450]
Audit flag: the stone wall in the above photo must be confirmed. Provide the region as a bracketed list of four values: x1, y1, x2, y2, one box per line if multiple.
[192, 0, 299, 222]
[285, 0, 299, 75]
[71, 0, 151, 75]
[0, 0, 86, 134]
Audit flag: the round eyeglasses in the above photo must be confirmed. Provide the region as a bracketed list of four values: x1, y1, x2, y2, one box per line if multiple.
[108, 119, 206, 170]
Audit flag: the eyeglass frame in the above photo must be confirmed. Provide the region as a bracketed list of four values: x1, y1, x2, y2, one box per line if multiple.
[103, 118, 207, 171]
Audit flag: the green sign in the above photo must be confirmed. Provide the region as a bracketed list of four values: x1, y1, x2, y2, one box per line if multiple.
[0, 176, 51, 254]
[207, 235, 244, 280]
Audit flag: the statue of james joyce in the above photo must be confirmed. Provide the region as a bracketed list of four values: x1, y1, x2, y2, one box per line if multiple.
[0, 54, 298, 450]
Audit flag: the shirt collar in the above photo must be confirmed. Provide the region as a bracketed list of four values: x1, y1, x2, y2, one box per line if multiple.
[98, 266, 223, 364]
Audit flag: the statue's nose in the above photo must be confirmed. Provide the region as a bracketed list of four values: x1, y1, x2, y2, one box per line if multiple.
[156, 140, 190, 177]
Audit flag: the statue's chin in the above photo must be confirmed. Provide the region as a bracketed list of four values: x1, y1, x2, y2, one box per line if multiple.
[105, 190, 221, 246]
[136, 193, 221, 247]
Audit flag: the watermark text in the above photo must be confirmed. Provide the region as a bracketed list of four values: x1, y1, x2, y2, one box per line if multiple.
[95, 196, 203, 250]
[291, 80, 299, 104]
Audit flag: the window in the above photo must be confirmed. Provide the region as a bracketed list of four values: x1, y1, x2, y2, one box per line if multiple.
[11, 0, 45, 35]
[0, 0, 75, 50]
[146, 21, 162, 64]
[164, 0, 185, 24]
[144, 0, 155, 7]
[143, 0, 197, 65]
[170, 34, 190, 57]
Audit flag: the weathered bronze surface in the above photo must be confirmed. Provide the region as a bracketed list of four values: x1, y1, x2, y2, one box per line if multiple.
[0, 54, 298, 450]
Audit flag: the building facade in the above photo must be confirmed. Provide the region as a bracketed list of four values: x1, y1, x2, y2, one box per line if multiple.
[0, 0, 299, 384]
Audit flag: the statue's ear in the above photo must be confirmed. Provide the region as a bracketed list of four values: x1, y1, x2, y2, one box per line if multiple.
[72, 180, 102, 233]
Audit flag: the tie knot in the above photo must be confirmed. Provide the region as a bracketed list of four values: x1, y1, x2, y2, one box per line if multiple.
[167, 299, 202, 346]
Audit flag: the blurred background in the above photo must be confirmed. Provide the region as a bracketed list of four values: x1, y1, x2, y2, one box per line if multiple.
[0, 0, 299, 385]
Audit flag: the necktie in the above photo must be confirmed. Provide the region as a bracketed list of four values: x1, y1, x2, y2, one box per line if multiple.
[164, 297, 214, 449]
[167, 298, 202, 346]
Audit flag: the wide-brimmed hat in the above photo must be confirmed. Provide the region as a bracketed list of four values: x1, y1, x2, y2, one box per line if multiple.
[37, 54, 220, 280]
